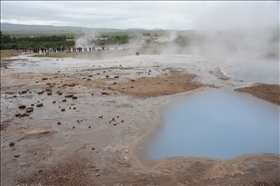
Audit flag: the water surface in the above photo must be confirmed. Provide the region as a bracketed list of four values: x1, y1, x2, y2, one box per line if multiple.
[145, 90, 279, 160]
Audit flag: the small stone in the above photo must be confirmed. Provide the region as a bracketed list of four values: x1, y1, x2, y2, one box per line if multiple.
[88, 126, 91, 128]
[73, 126, 75, 129]
[47, 92, 52, 95]
[14, 154, 20, 158]
[57, 122, 61, 125]
[42, 77, 48, 80]
[18, 105, 26, 109]
[38, 90, 44, 95]
[52, 101, 56, 103]
[15, 113, 21, 117]
[62, 99, 66, 102]
[106, 75, 109, 78]
[9, 142, 15, 147]
[72, 96, 78, 99]
[99, 116, 103, 118]
[57, 90, 63, 95]
[20, 113, 27, 117]
[96, 173, 100, 176]
[73, 107, 76, 110]
[92, 148, 95, 150]
[36, 103, 43, 107]
[121, 120, 124, 123]
[21, 90, 27, 94]
[61, 108, 65, 112]
[114, 76, 119, 78]
[113, 82, 117, 85]
[31, 104, 34, 106]
[26, 107, 33, 112]
[65, 94, 73, 98]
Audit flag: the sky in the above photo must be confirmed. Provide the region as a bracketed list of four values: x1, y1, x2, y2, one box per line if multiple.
[1, 1, 279, 30]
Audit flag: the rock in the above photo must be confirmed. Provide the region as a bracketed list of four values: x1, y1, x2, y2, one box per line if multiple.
[52, 101, 56, 103]
[61, 108, 65, 112]
[57, 90, 63, 95]
[20, 113, 27, 117]
[72, 96, 78, 99]
[73, 107, 76, 110]
[106, 75, 109, 78]
[42, 78, 48, 80]
[25, 113, 30, 116]
[101, 92, 109, 95]
[87, 79, 91, 81]
[96, 173, 100, 176]
[73, 126, 75, 129]
[113, 82, 117, 85]
[68, 83, 75, 87]
[18, 105, 26, 109]
[9, 142, 15, 147]
[57, 122, 61, 125]
[26, 107, 34, 112]
[131, 79, 135, 82]
[95, 168, 100, 171]
[38, 90, 44, 95]
[136, 52, 140, 55]
[36, 103, 43, 107]
[31, 104, 34, 106]
[121, 120, 124, 123]
[114, 76, 119, 78]
[47, 92, 52, 95]
[99, 116, 103, 118]
[65, 94, 73, 98]
[88, 75, 93, 77]
[62, 99, 66, 102]
[130, 86, 134, 88]
[21, 90, 27, 94]
[14, 154, 20, 158]
[45, 88, 52, 91]
[15, 113, 21, 117]
[88, 126, 91, 128]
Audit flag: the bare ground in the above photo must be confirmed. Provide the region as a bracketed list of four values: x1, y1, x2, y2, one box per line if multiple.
[235, 83, 280, 105]
[1, 53, 279, 186]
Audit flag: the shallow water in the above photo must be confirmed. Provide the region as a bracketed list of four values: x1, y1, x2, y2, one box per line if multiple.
[224, 60, 279, 84]
[145, 90, 279, 160]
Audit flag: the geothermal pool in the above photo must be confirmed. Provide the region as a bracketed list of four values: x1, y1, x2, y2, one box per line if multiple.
[224, 60, 279, 84]
[144, 90, 279, 160]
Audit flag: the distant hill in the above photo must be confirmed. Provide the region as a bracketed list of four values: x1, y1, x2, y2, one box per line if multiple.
[1, 23, 85, 31]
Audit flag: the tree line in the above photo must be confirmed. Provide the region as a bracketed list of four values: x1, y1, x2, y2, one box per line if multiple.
[0, 31, 75, 50]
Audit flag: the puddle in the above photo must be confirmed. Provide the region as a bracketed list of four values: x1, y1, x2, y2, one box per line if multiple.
[143, 90, 279, 160]
[224, 60, 279, 84]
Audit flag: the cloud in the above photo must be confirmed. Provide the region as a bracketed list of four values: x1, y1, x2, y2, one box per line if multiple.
[1, 1, 278, 30]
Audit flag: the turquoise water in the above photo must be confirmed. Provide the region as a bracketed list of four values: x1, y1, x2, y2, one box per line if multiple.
[145, 90, 279, 160]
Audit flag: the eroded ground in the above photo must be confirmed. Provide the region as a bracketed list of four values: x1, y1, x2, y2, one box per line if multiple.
[1, 52, 279, 186]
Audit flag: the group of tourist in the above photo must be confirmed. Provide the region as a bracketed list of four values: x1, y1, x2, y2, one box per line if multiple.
[15, 46, 111, 54]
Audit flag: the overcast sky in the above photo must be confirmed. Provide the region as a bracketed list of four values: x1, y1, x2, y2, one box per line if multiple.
[1, 1, 279, 30]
